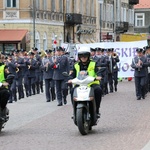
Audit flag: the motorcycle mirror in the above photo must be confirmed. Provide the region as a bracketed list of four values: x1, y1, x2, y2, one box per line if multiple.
[62, 72, 69, 77]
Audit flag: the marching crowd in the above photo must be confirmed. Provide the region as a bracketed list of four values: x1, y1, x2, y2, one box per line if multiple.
[0, 45, 120, 108]
[0, 44, 150, 111]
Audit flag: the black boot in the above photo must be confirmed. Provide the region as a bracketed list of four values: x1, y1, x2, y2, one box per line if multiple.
[51, 87, 56, 101]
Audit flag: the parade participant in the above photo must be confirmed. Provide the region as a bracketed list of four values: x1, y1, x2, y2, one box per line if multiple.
[5, 53, 14, 103]
[42, 49, 55, 102]
[13, 49, 25, 100]
[52, 46, 69, 106]
[131, 48, 149, 100]
[90, 48, 99, 62]
[68, 47, 103, 118]
[143, 46, 150, 92]
[20, 49, 30, 97]
[26, 52, 37, 96]
[111, 48, 120, 92]
[0, 53, 10, 116]
[96, 48, 108, 96]
[105, 48, 114, 93]
[32, 47, 42, 94]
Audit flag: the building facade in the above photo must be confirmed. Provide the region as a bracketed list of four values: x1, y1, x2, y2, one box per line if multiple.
[134, 0, 150, 40]
[0, 0, 140, 53]
[96, 0, 139, 42]
[0, 0, 97, 53]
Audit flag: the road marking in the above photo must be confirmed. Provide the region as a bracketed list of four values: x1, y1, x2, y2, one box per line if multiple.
[142, 141, 150, 150]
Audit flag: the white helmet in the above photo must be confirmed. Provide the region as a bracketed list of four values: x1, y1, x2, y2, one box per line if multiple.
[78, 46, 90, 55]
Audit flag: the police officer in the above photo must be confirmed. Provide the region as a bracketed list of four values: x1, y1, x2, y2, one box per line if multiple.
[32, 47, 42, 94]
[90, 48, 99, 62]
[42, 49, 55, 102]
[13, 49, 25, 100]
[143, 46, 150, 92]
[131, 48, 149, 100]
[5, 53, 14, 103]
[111, 48, 120, 92]
[0, 53, 10, 117]
[96, 48, 108, 96]
[105, 48, 114, 93]
[20, 49, 30, 97]
[26, 52, 37, 96]
[68, 47, 103, 118]
[52, 46, 69, 106]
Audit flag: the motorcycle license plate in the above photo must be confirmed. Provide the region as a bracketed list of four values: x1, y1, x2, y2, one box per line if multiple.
[76, 86, 90, 101]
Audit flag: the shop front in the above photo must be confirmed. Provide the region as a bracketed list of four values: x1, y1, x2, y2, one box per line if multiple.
[0, 29, 28, 54]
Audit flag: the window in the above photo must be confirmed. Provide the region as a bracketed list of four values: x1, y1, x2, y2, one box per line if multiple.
[123, 8, 127, 22]
[59, 0, 63, 12]
[6, 0, 16, 7]
[51, 0, 55, 12]
[36, 0, 40, 10]
[91, 0, 94, 16]
[135, 13, 145, 27]
[80, 0, 83, 14]
[43, 0, 47, 10]
[129, 9, 134, 25]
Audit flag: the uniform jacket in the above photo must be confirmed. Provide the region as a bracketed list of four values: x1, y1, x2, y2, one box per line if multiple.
[42, 57, 54, 79]
[52, 54, 70, 80]
[131, 55, 149, 77]
[26, 58, 37, 77]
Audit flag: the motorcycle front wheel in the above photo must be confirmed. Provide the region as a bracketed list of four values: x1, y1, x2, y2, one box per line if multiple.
[76, 108, 89, 135]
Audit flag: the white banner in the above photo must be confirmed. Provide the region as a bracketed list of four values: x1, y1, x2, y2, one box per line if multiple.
[62, 40, 148, 78]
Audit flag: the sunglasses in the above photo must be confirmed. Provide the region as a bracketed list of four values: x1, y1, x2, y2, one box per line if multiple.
[78, 54, 89, 58]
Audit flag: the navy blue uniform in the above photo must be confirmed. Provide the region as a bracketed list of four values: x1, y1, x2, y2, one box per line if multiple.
[42, 56, 55, 102]
[26, 58, 37, 96]
[52, 54, 69, 106]
[131, 55, 149, 99]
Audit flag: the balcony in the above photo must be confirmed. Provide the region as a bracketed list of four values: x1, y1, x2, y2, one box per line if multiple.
[115, 21, 129, 33]
[129, 0, 139, 5]
[65, 13, 82, 25]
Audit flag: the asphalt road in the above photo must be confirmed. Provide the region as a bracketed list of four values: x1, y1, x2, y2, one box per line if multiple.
[0, 79, 150, 150]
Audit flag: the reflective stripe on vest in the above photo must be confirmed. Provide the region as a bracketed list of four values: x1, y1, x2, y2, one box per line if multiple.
[0, 65, 5, 82]
[74, 61, 100, 86]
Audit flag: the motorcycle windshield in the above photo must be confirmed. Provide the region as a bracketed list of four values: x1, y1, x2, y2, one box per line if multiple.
[72, 71, 95, 85]
[77, 71, 88, 80]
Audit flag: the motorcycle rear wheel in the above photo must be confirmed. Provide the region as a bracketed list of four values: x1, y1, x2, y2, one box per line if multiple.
[0, 123, 2, 132]
[76, 108, 89, 135]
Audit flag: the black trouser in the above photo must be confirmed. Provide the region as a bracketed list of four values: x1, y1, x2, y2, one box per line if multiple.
[134, 76, 146, 97]
[55, 80, 68, 104]
[71, 84, 102, 114]
[0, 88, 10, 109]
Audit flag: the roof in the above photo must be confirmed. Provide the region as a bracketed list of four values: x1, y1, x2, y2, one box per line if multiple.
[0, 29, 28, 42]
[134, 0, 150, 9]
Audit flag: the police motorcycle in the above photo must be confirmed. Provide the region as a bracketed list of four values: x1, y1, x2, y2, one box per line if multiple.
[63, 71, 99, 135]
[0, 74, 14, 132]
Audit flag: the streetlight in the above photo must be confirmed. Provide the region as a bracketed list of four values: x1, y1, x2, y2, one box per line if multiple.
[97, 0, 103, 42]
[33, 0, 36, 47]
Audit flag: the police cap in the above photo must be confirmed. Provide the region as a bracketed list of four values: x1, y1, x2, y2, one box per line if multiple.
[56, 46, 64, 51]
[45, 49, 52, 53]
[136, 48, 143, 53]
[14, 49, 20, 53]
[28, 52, 34, 55]
[32, 47, 38, 51]
[90, 47, 96, 52]
[143, 45, 150, 51]
[20, 49, 26, 52]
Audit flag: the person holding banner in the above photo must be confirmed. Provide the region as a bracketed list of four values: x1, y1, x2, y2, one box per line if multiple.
[131, 48, 149, 100]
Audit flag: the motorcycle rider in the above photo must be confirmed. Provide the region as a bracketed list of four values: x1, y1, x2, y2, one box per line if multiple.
[68, 47, 103, 118]
[0, 53, 10, 119]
